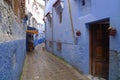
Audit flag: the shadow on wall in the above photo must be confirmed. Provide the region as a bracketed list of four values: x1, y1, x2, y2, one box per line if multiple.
[0, 39, 26, 80]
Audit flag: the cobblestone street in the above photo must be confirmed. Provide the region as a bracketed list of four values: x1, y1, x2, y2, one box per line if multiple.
[21, 44, 89, 80]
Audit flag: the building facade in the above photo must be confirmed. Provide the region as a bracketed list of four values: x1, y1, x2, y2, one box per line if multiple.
[0, 0, 26, 80]
[44, 0, 120, 80]
[25, 0, 45, 46]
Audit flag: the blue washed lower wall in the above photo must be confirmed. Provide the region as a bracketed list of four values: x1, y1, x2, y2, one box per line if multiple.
[0, 39, 26, 80]
[46, 42, 89, 74]
[46, 41, 120, 80]
[109, 50, 120, 80]
[118, 52, 120, 80]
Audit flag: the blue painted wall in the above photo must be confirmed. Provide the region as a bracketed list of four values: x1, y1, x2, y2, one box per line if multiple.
[45, 0, 120, 80]
[0, 39, 26, 80]
[34, 37, 45, 46]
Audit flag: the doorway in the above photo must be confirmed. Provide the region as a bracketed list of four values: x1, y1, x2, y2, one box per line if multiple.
[89, 19, 109, 79]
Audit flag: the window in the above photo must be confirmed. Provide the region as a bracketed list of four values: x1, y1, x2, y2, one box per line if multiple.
[53, 0, 64, 14]
[57, 41, 62, 52]
[49, 41, 53, 48]
[45, 12, 52, 27]
[45, 0, 49, 5]
[80, 0, 91, 7]
[79, 0, 91, 17]
[4, 0, 11, 5]
[53, 0, 64, 24]
[0, 12, 2, 22]
[82, 0, 85, 6]
[59, 12, 62, 23]
[28, 0, 29, 4]
[46, 12, 52, 22]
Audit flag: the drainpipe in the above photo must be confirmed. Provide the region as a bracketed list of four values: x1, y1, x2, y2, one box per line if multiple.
[52, 8, 54, 52]
[67, 0, 76, 44]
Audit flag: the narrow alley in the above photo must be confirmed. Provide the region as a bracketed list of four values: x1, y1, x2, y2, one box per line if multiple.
[21, 44, 89, 80]
[0, 0, 120, 80]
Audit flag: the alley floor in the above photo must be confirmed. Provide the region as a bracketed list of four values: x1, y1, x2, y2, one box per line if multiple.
[21, 43, 89, 80]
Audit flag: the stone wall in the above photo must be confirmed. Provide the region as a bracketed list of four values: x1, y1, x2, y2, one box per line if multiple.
[0, 0, 26, 80]
[0, 0, 26, 42]
[46, 41, 89, 74]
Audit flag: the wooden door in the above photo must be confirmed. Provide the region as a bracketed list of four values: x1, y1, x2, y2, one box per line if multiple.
[90, 23, 109, 79]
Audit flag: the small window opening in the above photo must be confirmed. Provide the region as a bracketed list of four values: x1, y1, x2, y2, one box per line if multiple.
[82, 0, 85, 6]
[57, 41, 62, 52]
[46, 12, 52, 27]
[59, 12, 62, 23]
[49, 41, 53, 48]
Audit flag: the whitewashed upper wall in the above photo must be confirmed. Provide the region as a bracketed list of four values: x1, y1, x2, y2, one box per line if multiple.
[0, 1, 26, 43]
[45, 0, 57, 15]
[26, 0, 44, 24]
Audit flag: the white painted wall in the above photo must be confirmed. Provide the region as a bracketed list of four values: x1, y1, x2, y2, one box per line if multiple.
[25, 0, 45, 30]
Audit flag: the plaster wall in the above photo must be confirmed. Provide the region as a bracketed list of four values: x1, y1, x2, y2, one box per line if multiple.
[45, 0, 120, 79]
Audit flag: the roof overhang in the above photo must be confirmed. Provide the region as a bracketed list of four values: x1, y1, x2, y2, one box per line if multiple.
[26, 30, 38, 34]
[26, 26, 38, 34]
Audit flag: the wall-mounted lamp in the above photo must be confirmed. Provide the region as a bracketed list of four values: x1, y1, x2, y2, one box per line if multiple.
[76, 30, 81, 36]
[107, 27, 117, 36]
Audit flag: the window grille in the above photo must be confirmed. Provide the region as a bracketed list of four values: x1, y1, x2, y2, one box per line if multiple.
[49, 41, 53, 48]
[57, 41, 62, 52]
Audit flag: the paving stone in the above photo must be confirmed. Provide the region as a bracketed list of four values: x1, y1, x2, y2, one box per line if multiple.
[21, 43, 89, 80]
